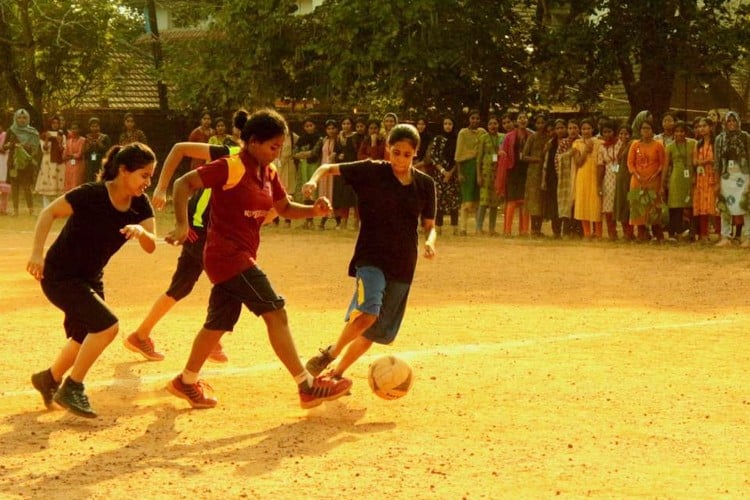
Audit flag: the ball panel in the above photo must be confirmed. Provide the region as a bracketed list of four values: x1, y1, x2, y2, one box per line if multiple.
[367, 355, 413, 400]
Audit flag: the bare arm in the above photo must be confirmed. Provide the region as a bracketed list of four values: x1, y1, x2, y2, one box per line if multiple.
[164, 170, 204, 246]
[27, 195, 74, 280]
[422, 218, 436, 259]
[274, 194, 330, 220]
[120, 216, 157, 254]
[153, 142, 214, 210]
[302, 163, 342, 198]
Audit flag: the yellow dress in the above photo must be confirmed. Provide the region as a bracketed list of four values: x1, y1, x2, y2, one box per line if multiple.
[573, 138, 602, 221]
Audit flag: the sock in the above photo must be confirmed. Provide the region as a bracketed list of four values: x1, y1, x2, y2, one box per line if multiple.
[294, 370, 314, 391]
[181, 369, 199, 385]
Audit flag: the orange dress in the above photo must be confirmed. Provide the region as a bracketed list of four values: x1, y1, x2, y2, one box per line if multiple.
[63, 135, 86, 191]
[627, 139, 665, 226]
[692, 143, 717, 216]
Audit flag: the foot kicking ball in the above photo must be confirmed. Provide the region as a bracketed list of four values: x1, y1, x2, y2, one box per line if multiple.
[367, 355, 413, 400]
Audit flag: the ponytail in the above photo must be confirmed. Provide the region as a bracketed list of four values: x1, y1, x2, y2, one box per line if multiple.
[233, 108, 250, 133]
[99, 142, 156, 181]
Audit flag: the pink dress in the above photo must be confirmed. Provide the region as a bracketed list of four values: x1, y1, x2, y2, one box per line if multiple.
[318, 137, 336, 209]
[64, 135, 86, 191]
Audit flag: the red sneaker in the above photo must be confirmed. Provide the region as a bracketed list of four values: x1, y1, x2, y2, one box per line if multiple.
[166, 375, 217, 409]
[299, 375, 353, 409]
[207, 342, 228, 363]
[124, 332, 165, 361]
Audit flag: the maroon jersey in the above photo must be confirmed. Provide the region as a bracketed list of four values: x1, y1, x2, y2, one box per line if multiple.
[197, 149, 287, 284]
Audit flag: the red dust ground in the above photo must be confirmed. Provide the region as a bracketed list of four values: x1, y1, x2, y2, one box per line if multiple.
[1, 213, 748, 498]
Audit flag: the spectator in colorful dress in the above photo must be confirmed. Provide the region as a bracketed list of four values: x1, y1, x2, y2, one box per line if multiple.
[555, 120, 579, 238]
[381, 112, 398, 161]
[83, 117, 111, 182]
[497, 111, 532, 237]
[273, 125, 299, 228]
[521, 114, 549, 237]
[541, 118, 567, 238]
[2, 109, 42, 216]
[597, 120, 619, 240]
[663, 121, 696, 242]
[332, 117, 359, 230]
[0, 123, 8, 215]
[627, 120, 666, 242]
[714, 111, 750, 247]
[209, 117, 238, 147]
[656, 111, 676, 148]
[614, 124, 635, 241]
[63, 121, 87, 192]
[572, 118, 603, 239]
[423, 116, 459, 235]
[476, 115, 503, 236]
[119, 112, 147, 146]
[35, 115, 66, 208]
[188, 111, 214, 170]
[294, 117, 323, 229]
[692, 117, 719, 243]
[414, 117, 432, 168]
[358, 119, 386, 160]
[318, 119, 339, 229]
[454, 109, 486, 236]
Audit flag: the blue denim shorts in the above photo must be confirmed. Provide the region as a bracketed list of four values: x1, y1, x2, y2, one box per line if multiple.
[345, 266, 411, 345]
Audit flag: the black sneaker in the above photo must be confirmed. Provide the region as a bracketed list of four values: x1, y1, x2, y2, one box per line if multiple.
[305, 345, 334, 376]
[31, 369, 60, 409]
[54, 378, 97, 418]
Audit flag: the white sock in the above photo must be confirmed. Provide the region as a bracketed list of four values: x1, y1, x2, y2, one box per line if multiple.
[294, 370, 314, 388]
[181, 369, 199, 384]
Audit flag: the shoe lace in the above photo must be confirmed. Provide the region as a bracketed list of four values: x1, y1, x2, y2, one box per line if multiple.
[184, 379, 213, 400]
[309, 377, 343, 398]
[70, 387, 91, 408]
[317, 346, 333, 363]
[137, 337, 155, 353]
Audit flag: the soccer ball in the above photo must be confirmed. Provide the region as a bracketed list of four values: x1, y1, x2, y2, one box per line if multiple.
[367, 355, 413, 400]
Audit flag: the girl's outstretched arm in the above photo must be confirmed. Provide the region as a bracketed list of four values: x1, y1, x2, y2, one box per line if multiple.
[27, 195, 73, 280]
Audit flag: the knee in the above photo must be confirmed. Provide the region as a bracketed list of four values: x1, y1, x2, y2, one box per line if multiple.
[352, 312, 377, 330]
[263, 308, 289, 330]
[95, 322, 119, 342]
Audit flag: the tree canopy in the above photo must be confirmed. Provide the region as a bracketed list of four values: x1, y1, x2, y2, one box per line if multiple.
[0, 0, 142, 124]
[1, 0, 749, 123]
[530, 0, 750, 120]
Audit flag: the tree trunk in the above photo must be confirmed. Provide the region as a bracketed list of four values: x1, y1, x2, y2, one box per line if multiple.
[146, 0, 169, 112]
[0, 0, 41, 124]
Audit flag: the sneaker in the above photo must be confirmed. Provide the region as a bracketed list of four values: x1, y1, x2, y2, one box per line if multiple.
[54, 378, 97, 418]
[305, 345, 334, 376]
[124, 332, 165, 361]
[207, 342, 228, 364]
[166, 375, 217, 409]
[31, 369, 60, 409]
[299, 375, 353, 409]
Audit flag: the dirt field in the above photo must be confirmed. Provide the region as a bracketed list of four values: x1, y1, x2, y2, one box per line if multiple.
[1, 211, 749, 499]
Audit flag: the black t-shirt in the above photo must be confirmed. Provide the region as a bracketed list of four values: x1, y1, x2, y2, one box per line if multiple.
[339, 160, 436, 283]
[187, 144, 233, 230]
[43, 183, 154, 282]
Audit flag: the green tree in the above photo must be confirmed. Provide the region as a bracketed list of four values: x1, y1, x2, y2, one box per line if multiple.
[153, 0, 533, 119]
[151, 0, 300, 113]
[531, 0, 750, 120]
[0, 0, 142, 124]
[298, 0, 531, 118]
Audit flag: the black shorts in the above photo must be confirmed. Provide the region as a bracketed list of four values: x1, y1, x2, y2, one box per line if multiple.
[204, 265, 285, 332]
[165, 232, 205, 301]
[41, 278, 117, 344]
